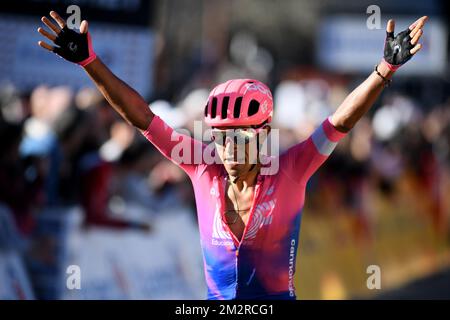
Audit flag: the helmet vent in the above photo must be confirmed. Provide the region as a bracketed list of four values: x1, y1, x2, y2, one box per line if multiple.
[248, 99, 260, 117]
[221, 96, 229, 119]
[211, 97, 217, 118]
[204, 103, 208, 117]
[234, 97, 242, 118]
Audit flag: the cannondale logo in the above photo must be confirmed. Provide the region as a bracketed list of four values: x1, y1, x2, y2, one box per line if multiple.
[288, 239, 296, 297]
[68, 42, 78, 52]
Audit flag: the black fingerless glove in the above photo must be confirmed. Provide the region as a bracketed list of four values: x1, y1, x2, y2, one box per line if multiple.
[54, 26, 96, 66]
[383, 28, 414, 71]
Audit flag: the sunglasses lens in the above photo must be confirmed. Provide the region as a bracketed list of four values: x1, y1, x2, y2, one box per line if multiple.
[212, 128, 259, 145]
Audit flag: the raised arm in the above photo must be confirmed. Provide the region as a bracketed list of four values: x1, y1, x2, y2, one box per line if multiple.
[37, 11, 153, 130]
[83, 58, 153, 130]
[330, 16, 428, 133]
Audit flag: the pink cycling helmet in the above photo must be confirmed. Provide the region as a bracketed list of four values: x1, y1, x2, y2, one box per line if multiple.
[204, 79, 273, 127]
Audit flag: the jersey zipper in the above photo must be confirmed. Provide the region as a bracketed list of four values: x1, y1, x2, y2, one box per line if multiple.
[234, 181, 262, 298]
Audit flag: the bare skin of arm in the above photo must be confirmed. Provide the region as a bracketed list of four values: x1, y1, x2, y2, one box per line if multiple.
[330, 16, 427, 132]
[83, 58, 154, 130]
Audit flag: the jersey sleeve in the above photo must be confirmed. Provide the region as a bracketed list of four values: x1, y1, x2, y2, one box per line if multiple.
[283, 116, 347, 185]
[139, 115, 207, 179]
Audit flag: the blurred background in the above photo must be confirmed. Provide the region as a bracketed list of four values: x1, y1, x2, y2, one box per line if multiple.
[0, 0, 449, 300]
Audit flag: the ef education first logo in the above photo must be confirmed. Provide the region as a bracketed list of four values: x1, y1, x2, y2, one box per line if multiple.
[244, 83, 273, 99]
[211, 198, 276, 246]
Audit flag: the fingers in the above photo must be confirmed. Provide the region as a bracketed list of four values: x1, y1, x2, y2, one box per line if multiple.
[409, 16, 428, 31]
[409, 16, 427, 50]
[80, 20, 89, 34]
[37, 27, 56, 42]
[410, 29, 422, 45]
[410, 43, 422, 55]
[41, 16, 61, 35]
[386, 19, 395, 39]
[38, 12, 61, 52]
[410, 16, 427, 41]
[410, 22, 424, 38]
[38, 40, 55, 52]
[386, 19, 395, 34]
[49, 11, 67, 29]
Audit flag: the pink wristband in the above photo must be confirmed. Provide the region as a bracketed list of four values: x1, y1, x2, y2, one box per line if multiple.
[79, 32, 97, 67]
[382, 58, 401, 72]
[79, 53, 97, 67]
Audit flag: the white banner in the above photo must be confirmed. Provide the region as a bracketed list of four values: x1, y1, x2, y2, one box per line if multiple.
[62, 210, 206, 300]
[0, 205, 35, 300]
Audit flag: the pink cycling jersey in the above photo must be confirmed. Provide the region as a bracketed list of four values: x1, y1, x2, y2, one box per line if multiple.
[141, 115, 346, 299]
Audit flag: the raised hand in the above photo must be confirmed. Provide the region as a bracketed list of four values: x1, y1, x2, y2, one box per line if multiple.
[383, 16, 428, 71]
[37, 11, 97, 66]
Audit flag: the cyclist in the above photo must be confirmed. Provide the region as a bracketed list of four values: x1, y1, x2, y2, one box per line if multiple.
[37, 11, 427, 299]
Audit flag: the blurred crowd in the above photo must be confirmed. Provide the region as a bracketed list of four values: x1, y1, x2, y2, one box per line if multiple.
[1, 68, 449, 237]
[1, 63, 450, 298]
